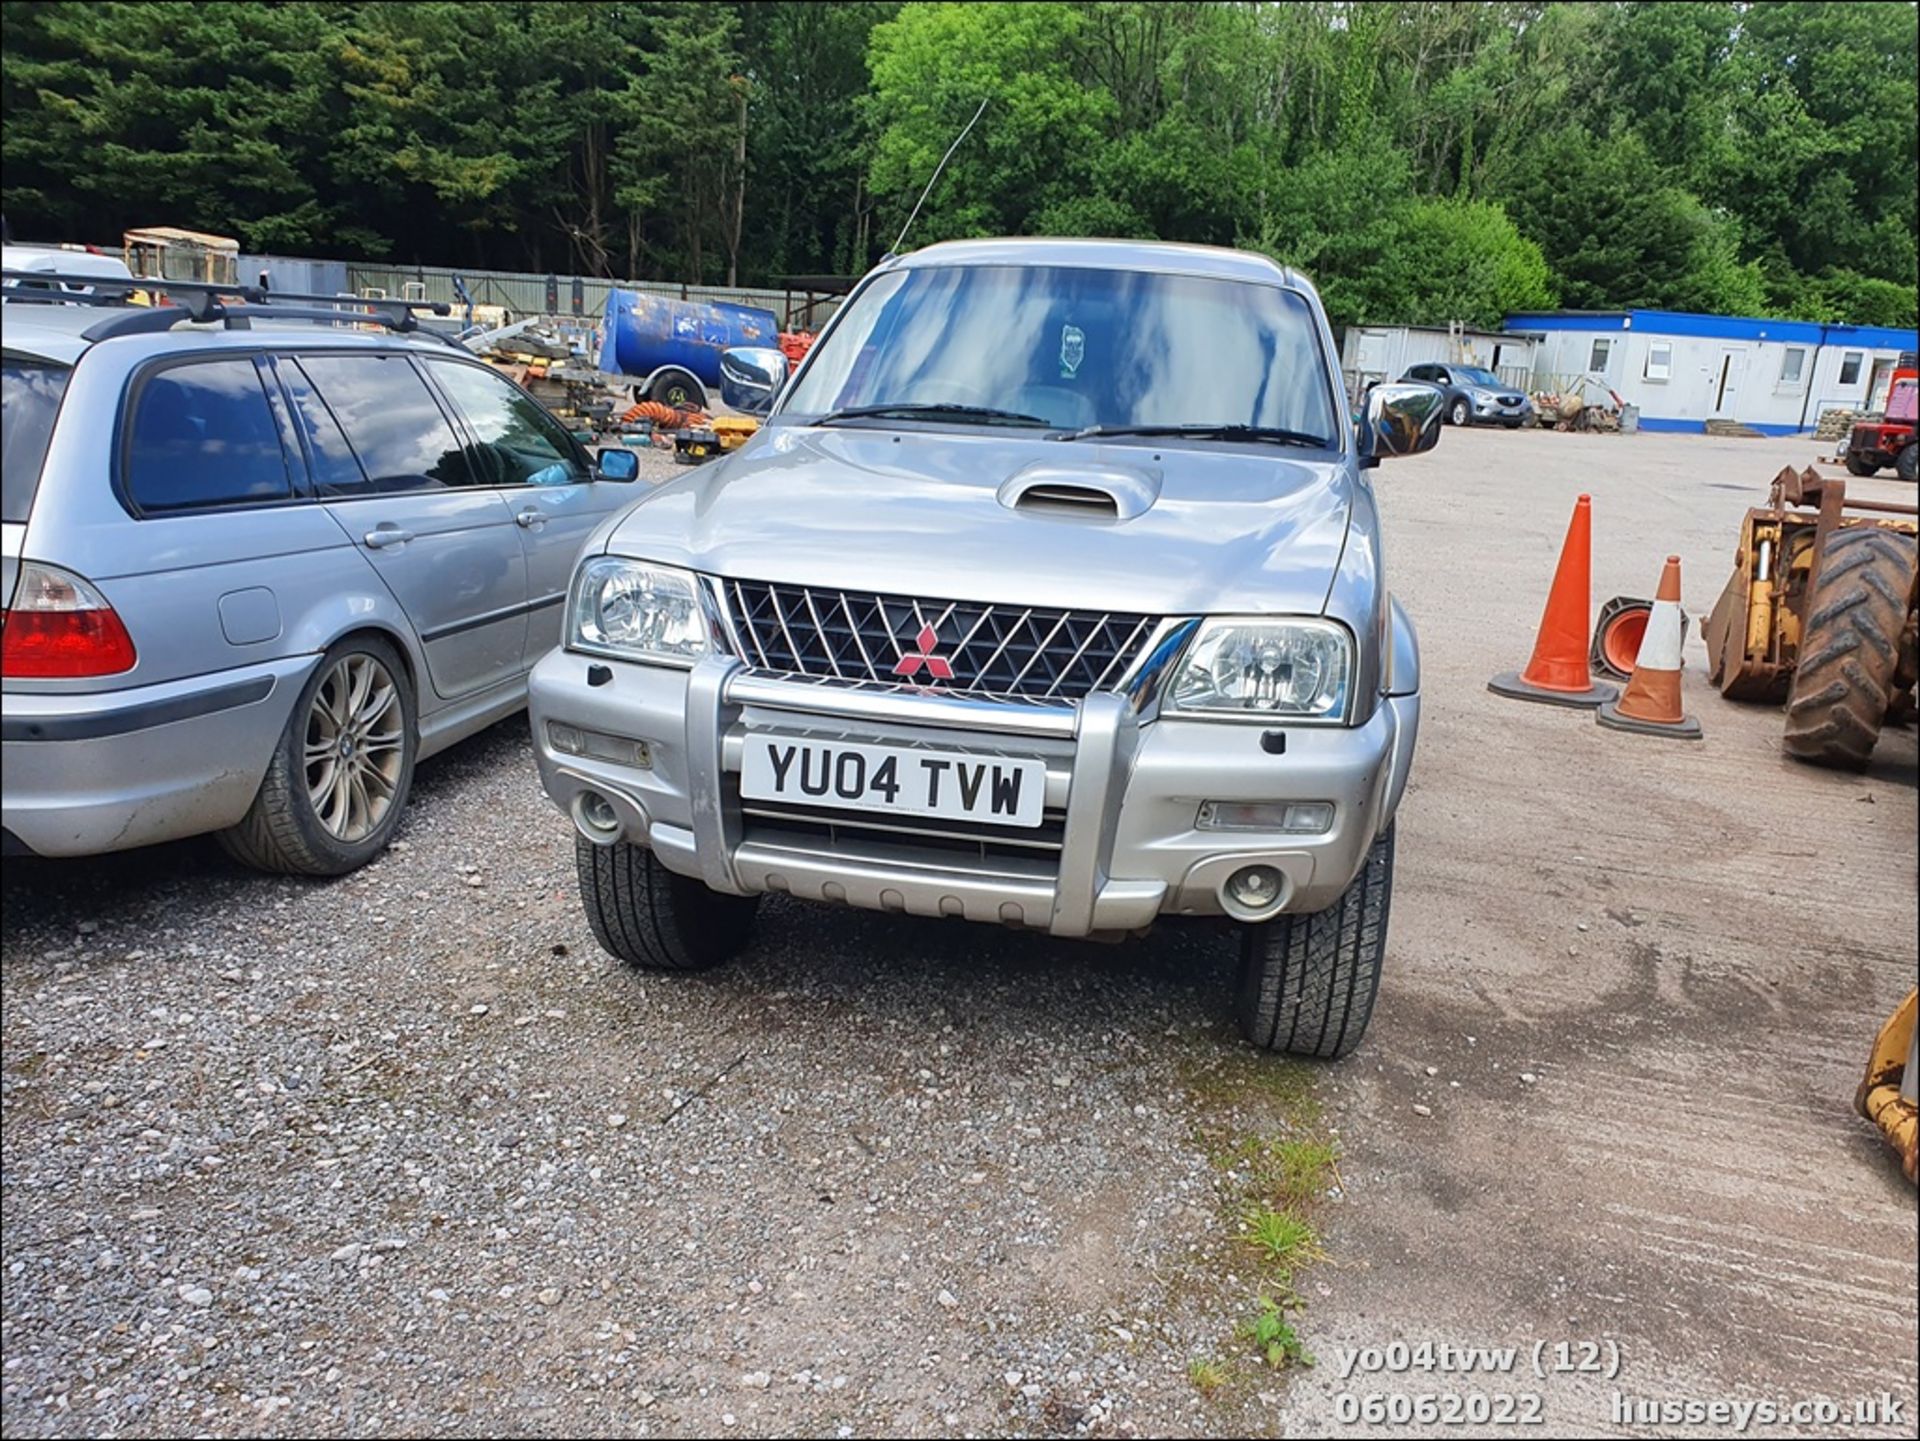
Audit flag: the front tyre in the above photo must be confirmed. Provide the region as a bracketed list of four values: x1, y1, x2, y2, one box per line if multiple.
[1448, 398, 1470, 427]
[1897, 443, 1917, 483]
[220, 635, 416, 875]
[1236, 827, 1395, 1060]
[576, 836, 759, 971]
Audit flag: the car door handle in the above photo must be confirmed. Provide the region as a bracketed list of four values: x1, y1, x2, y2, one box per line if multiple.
[363, 526, 414, 549]
[515, 509, 547, 528]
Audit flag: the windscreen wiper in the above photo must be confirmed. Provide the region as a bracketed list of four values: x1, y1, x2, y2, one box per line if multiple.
[1058, 422, 1331, 448]
[811, 402, 1053, 427]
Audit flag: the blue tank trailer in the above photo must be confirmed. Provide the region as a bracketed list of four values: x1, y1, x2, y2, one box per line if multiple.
[598, 289, 782, 411]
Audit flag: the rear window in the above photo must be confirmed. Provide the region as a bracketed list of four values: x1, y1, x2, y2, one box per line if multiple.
[2, 356, 71, 523]
[296, 354, 472, 494]
[126, 359, 292, 512]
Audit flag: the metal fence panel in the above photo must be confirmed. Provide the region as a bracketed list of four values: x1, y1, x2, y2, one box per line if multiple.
[329, 260, 833, 328]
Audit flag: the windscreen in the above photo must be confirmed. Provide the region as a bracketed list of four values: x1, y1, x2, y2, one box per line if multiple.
[2, 356, 71, 523]
[781, 263, 1338, 441]
[1454, 366, 1502, 386]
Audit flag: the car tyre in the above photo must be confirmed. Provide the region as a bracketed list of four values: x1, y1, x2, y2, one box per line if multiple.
[219, 634, 416, 876]
[1236, 826, 1394, 1060]
[1448, 398, 1470, 427]
[576, 836, 759, 971]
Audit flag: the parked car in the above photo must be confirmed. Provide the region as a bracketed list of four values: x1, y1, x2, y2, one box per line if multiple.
[1, 281, 641, 873]
[2, 244, 136, 299]
[529, 238, 1438, 1059]
[1401, 362, 1532, 428]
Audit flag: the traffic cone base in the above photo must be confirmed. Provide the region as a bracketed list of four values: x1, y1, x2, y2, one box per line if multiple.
[1596, 697, 1702, 740]
[1594, 554, 1702, 740]
[1489, 670, 1619, 707]
[1490, 493, 1614, 708]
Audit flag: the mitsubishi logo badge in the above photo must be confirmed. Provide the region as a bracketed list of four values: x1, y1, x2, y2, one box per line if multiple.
[892, 624, 954, 681]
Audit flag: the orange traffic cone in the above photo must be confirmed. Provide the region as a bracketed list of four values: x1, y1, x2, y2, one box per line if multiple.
[1489, 493, 1619, 708]
[1597, 556, 1702, 740]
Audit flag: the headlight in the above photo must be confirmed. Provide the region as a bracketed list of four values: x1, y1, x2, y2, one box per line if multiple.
[1167, 618, 1351, 720]
[568, 558, 710, 664]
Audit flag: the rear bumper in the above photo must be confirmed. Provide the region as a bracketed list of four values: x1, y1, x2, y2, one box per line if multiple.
[1, 658, 312, 857]
[529, 650, 1419, 937]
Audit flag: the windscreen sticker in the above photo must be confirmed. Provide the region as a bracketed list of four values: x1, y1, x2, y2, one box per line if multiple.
[1059, 323, 1085, 378]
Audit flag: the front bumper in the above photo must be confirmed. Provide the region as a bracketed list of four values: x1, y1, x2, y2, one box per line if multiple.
[529, 652, 1419, 938]
[1472, 394, 1532, 425]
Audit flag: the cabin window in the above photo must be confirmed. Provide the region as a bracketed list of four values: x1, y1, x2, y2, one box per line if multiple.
[1643, 343, 1672, 382]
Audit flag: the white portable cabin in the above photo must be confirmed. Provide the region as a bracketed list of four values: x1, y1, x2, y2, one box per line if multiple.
[1503, 310, 1919, 434]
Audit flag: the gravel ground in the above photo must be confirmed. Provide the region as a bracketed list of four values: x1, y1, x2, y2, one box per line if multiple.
[1, 719, 1322, 1438]
[4, 427, 1916, 1439]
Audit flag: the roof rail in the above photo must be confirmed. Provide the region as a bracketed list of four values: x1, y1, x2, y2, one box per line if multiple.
[1, 270, 459, 348]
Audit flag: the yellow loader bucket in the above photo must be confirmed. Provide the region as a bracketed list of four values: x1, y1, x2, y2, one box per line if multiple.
[1856, 989, 1918, 1184]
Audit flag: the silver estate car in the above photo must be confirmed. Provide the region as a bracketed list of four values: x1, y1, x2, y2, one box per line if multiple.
[529, 239, 1440, 1058]
[2, 285, 640, 874]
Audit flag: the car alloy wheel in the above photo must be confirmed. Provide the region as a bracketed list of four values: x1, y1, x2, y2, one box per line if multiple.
[1450, 398, 1469, 426]
[302, 653, 405, 842]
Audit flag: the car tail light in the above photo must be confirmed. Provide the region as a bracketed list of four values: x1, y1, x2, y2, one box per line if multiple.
[2, 563, 138, 678]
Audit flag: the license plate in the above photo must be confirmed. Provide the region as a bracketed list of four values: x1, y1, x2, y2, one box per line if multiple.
[739, 737, 1045, 829]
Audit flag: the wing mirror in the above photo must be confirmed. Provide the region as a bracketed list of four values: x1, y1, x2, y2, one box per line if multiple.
[1358, 382, 1444, 468]
[595, 447, 641, 482]
[720, 346, 789, 415]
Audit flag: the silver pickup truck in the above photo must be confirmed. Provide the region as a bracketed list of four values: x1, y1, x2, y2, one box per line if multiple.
[528, 239, 1441, 1059]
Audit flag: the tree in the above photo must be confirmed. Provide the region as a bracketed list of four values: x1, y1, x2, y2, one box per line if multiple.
[864, 2, 1115, 247]
[1, 0, 1913, 323]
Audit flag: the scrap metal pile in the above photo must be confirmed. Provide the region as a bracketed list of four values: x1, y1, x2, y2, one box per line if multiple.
[480, 329, 618, 435]
[477, 321, 759, 462]
[1530, 387, 1623, 432]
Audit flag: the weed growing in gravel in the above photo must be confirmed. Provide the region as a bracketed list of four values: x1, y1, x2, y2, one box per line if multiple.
[1187, 1357, 1230, 1396]
[1241, 1206, 1322, 1277]
[1177, 1044, 1341, 1400]
[1240, 1295, 1314, 1370]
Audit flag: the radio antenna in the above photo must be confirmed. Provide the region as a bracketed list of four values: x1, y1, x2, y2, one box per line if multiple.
[889, 97, 989, 257]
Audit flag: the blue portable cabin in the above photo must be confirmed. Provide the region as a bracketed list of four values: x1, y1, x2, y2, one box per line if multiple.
[599, 288, 781, 410]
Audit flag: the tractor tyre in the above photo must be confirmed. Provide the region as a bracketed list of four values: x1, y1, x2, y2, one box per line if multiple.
[1844, 452, 1879, 477]
[1897, 443, 1917, 483]
[1782, 525, 1919, 769]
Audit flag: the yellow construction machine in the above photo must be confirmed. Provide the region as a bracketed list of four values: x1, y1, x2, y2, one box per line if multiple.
[1704, 466, 1918, 768]
[1858, 993, 1917, 1185]
[1704, 467, 1917, 1182]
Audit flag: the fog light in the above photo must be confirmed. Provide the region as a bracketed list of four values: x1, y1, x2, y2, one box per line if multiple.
[1197, 800, 1334, 834]
[1226, 865, 1284, 910]
[574, 789, 622, 840]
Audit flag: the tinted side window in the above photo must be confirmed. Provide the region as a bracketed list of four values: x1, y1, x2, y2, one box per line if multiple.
[280, 360, 367, 493]
[298, 354, 472, 494]
[428, 361, 585, 487]
[126, 359, 291, 512]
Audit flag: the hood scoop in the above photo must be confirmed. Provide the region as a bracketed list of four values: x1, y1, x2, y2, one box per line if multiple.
[996, 460, 1161, 522]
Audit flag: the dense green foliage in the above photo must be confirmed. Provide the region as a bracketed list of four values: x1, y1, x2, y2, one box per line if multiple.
[3, 1, 1914, 327]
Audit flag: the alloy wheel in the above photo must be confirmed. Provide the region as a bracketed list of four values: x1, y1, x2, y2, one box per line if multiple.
[302, 654, 404, 842]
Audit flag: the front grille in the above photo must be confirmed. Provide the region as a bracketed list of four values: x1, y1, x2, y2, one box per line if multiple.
[718, 579, 1159, 701]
